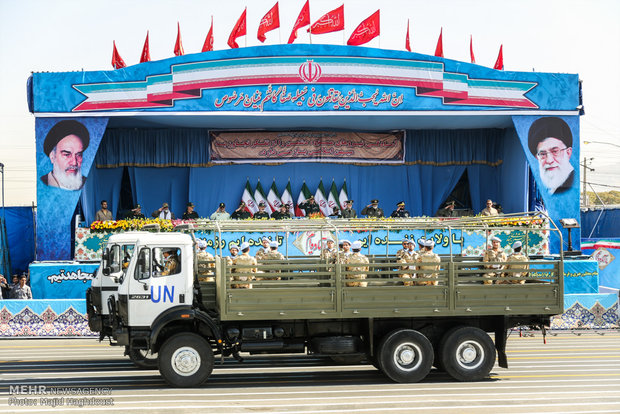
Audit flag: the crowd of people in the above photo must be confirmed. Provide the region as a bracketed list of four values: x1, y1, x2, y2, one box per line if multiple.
[0, 273, 32, 299]
[187, 230, 527, 289]
[94, 197, 502, 224]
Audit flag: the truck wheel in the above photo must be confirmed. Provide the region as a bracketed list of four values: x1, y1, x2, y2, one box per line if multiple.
[158, 333, 214, 387]
[377, 329, 433, 383]
[127, 347, 158, 370]
[439, 326, 496, 381]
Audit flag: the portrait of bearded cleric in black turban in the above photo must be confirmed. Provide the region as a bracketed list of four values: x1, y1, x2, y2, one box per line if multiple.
[40, 120, 90, 191]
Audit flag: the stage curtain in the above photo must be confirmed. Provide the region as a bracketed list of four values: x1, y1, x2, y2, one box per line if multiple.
[467, 165, 501, 214]
[405, 129, 503, 165]
[185, 163, 467, 218]
[128, 167, 190, 219]
[80, 167, 124, 224]
[95, 128, 210, 168]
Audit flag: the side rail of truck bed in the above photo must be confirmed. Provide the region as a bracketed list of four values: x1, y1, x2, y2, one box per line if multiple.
[209, 256, 563, 321]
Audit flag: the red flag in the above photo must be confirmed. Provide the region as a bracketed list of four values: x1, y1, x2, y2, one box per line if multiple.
[494, 44, 504, 70]
[140, 31, 151, 63]
[202, 16, 214, 52]
[405, 19, 411, 52]
[257, 2, 280, 43]
[434, 28, 443, 57]
[308, 4, 344, 35]
[174, 22, 184, 56]
[288, 0, 310, 44]
[228, 8, 247, 48]
[469, 35, 475, 63]
[111, 41, 126, 69]
[347, 10, 380, 46]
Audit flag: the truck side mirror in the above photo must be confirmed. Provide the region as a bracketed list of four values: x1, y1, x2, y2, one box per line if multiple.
[102, 267, 110, 276]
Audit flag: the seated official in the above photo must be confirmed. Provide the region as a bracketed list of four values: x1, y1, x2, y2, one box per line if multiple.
[253, 202, 270, 219]
[231, 202, 252, 220]
[271, 204, 292, 220]
[182, 202, 199, 220]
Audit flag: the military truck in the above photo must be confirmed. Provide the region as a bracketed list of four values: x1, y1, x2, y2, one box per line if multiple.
[87, 213, 564, 387]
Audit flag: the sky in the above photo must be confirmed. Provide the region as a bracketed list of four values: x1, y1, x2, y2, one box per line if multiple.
[0, 0, 618, 207]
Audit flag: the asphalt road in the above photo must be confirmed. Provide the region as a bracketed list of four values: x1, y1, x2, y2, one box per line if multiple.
[1, 330, 619, 413]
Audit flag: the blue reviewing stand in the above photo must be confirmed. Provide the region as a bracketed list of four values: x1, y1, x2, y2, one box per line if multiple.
[553, 256, 619, 329]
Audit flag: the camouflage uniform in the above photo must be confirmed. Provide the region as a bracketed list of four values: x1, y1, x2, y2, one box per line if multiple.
[162, 255, 178, 276]
[231, 253, 257, 288]
[396, 249, 418, 286]
[345, 252, 369, 287]
[259, 250, 285, 280]
[502, 252, 528, 284]
[482, 249, 507, 285]
[255, 247, 271, 261]
[321, 247, 338, 263]
[416, 251, 441, 286]
[197, 250, 215, 282]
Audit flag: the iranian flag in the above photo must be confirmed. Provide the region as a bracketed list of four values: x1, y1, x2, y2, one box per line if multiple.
[241, 179, 258, 215]
[281, 180, 295, 215]
[315, 180, 330, 216]
[327, 180, 340, 212]
[267, 180, 283, 212]
[339, 180, 349, 210]
[296, 182, 312, 216]
[254, 180, 273, 214]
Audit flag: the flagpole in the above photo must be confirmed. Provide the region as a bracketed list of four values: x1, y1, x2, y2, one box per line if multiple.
[244, 7, 247, 48]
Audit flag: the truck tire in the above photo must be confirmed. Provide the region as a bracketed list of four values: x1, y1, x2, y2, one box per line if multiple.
[439, 326, 496, 381]
[377, 329, 433, 383]
[127, 347, 158, 370]
[158, 333, 214, 387]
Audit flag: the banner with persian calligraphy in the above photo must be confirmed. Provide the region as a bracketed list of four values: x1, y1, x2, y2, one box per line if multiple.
[210, 131, 405, 164]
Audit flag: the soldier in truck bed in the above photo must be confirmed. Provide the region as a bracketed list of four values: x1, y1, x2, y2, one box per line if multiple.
[231, 242, 256, 288]
[344, 241, 369, 287]
[416, 239, 441, 286]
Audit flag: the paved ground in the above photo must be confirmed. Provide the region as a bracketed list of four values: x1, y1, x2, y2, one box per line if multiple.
[1, 330, 619, 413]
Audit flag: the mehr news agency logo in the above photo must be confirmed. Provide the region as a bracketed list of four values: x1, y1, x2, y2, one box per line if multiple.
[8, 385, 114, 408]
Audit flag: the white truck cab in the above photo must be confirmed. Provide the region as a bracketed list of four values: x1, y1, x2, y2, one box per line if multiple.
[118, 233, 195, 328]
[87, 232, 140, 335]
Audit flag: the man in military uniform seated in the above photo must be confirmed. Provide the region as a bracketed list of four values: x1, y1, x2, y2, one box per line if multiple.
[361, 199, 384, 218]
[271, 204, 291, 220]
[182, 202, 199, 220]
[344, 241, 369, 287]
[341, 200, 357, 218]
[328, 206, 341, 218]
[126, 204, 145, 219]
[196, 239, 215, 282]
[255, 237, 272, 261]
[482, 236, 507, 285]
[161, 249, 179, 276]
[231, 242, 256, 288]
[391, 201, 411, 218]
[502, 241, 528, 285]
[231, 202, 252, 220]
[253, 202, 271, 219]
[299, 195, 321, 216]
[437, 200, 456, 218]
[416, 239, 441, 286]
